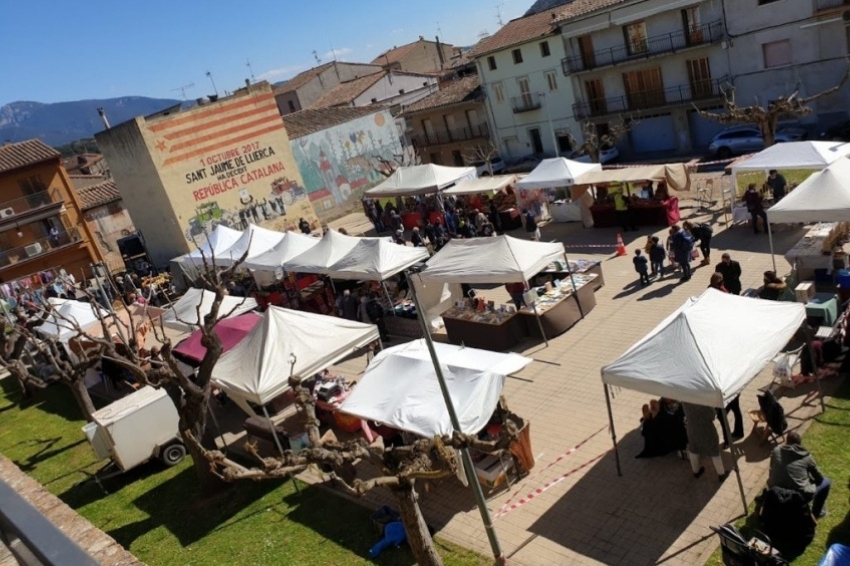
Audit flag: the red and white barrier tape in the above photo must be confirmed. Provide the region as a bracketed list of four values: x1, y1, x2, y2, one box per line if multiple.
[562, 243, 616, 249]
[493, 426, 606, 519]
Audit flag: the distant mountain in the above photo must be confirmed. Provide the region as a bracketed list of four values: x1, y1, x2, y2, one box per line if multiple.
[0, 96, 182, 147]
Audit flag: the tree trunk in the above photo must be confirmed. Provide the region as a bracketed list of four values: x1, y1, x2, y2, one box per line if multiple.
[393, 481, 443, 566]
[67, 378, 96, 422]
[180, 391, 229, 495]
[182, 427, 230, 495]
[761, 118, 777, 148]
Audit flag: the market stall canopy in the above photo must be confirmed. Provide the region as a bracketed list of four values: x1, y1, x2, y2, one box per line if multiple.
[242, 232, 320, 273]
[731, 141, 850, 174]
[442, 174, 518, 196]
[364, 164, 476, 197]
[576, 163, 690, 192]
[160, 288, 258, 332]
[601, 289, 805, 408]
[286, 229, 387, 276]
[210, 307, 380, 408]
[173, 312, 261, 363]
[419, 235, 565, 284]
[515, 158, 601, 190]
[324, 238, 429, 281]
[768, 159, 850, 224]
[182, 225, 243, 265]
[214, 224, 285, 267]
[37, 298, 109, 341]
[339, 340, 532, 437]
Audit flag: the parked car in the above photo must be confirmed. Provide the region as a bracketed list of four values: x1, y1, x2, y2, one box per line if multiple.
[819, 119, 850, 141]
[472, 157, 505, 176]
[504, 155, 542, 174]
[567, 144, 620, 164]
[707, 126, 801, 158]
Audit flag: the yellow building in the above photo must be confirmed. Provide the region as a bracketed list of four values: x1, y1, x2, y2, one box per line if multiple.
[0, 139, 103, 290]
[96, 82, 319, 267]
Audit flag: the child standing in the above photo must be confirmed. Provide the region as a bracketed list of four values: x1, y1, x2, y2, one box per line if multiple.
[649, 236, 666, 278]
[634, 249, 650, 286]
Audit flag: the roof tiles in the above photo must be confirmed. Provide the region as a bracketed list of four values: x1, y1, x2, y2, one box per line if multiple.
[282, 106, 387, 139]
[75, 179, 121, 210]
[403, 75, 482, 114]
[309, 72, 387, 108]
[0, 139, 60, 174]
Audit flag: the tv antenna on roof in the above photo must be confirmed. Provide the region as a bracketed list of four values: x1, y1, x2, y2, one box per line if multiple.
[496, 3, 505, 27]
[246, 59, 256, 83]
[436, 21, 443, 37]
[205, 71, 219, 96]
[170, 82, 195, 101]
[312, 50, 322, 65]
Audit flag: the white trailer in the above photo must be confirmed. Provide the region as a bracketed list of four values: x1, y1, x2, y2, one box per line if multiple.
[82, 386, 185, 472]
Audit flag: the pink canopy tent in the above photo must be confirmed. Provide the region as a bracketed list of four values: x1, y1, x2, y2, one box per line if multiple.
[173, 312, 261, 363]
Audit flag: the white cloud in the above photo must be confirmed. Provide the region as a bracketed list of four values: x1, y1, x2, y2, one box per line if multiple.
[322, 47, 353, 61]
[391, 28, 404, 35]
[258, 64, 307, 81]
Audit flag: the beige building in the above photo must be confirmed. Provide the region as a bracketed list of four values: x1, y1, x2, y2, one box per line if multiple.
[402, 75, 489, 166]
[72, 178, 136, 273]
[372, 36, 456, 74]
[95, 82, 318, 267]
[272, 61, 383, 116]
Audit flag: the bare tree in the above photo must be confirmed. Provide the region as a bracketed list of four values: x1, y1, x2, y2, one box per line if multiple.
[462, 142, 499, 174]
[371, 145, 422, 178]
[698, 71, 850, 150]
[567, 118, 636, 163]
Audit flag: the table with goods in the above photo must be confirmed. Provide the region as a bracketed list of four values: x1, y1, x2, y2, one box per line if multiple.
[518, 273, 598, 338]
[784, 222, 848, 282]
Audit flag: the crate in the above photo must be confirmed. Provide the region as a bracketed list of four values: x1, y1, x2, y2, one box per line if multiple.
[795, 282, 815, 304]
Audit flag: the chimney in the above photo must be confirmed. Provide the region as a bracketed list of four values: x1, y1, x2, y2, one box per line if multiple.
[97, 107, 110, 129]
[419, 35, 424, 41]
[435, 35, 446, 69]
[245, 78, 251, 87]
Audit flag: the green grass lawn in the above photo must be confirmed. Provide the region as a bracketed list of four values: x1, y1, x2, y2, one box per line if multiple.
[733, 169, 814, 197]
[705, 378, 850, 565]
[0, 377, 486, 566]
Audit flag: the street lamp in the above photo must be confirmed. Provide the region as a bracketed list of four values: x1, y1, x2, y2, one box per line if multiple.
[405, 264, 505, 565]
[539, 92, 560, 157]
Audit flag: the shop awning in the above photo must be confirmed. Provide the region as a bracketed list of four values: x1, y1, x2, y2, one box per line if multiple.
[577, 163, 691, 191]
[515, 157, 601, 190]
[214, 224, 286, 267]
[365, 164, 476, 197]
[211, 307, 380, 409]
[442, 174, 518, 196]
[768, 159, 850, 224]
[419, 235, 565, 284]
[173, 312, 261, 363]
[242, 232, 320, 273]
[160, 288, 258, 332]
[339, 340, 532, 437]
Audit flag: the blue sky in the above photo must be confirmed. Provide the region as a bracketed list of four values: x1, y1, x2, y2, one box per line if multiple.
[0, 0, 527, 106]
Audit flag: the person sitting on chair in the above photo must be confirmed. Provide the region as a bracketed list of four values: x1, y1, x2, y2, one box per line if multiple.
[768, 431, 831, 518]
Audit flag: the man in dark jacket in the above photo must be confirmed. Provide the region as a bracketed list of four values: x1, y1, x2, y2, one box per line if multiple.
[684, 221, 713, 266]
[768, 431, 830, 518]
[743, 183, 768, 234]
[670, 225, 694, 282]
[715, 253, 742, 295]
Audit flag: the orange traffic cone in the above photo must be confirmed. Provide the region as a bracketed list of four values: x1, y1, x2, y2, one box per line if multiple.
[615, 233, 627, 257]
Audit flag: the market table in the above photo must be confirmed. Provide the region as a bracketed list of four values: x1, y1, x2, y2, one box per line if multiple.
[805, 293, 838, 326]
[519, 274, 598, 338]
[590, 198, 679, 228]
[538, 260, 605, 290]
[442, 308, 524, 351]
[784, 223, 840, 280]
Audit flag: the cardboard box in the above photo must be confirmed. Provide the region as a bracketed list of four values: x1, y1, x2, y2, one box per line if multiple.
[795, 282, 815, 304]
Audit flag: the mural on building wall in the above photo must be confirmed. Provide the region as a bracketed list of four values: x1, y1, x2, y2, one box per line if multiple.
[144, 91, 319, 245]
[290, 111, 403, 218]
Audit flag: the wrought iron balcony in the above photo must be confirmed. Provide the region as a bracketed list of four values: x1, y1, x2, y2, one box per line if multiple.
[0, 228, 82, 269]
[816, 0, 850, 11]
[411, 123, 490, 148]
[0, 188, 65, 229]
[572, 77, 726, 120]
[511, 94, 542, 113]
[561, 20, 724, 75]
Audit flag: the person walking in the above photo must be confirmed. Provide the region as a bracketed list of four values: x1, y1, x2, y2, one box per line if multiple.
[670, 224, 694, 282]
[524, 209, 541, 241]
[768, 431, 831, 518]
[744, 183, 768, 234]
[683, 221, 713, 266]
[715, 253, 742, 295]
[613, 190, 636, 232]
[410, 227, 425, 247]
[649, 236, 666, 278]
[682, 402, 728, 481]
[767, 169, 787, 202]
[716, 395, 744, 448]
[366, 292, 390, 342]
[633, 249, 650, 286]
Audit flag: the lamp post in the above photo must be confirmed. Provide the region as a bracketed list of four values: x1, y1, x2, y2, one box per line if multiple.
[406, 266, 505, 565]
[540, 92, 560, 157]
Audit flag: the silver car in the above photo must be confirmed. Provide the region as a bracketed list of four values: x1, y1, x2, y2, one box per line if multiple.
[708, 127, 800, 158]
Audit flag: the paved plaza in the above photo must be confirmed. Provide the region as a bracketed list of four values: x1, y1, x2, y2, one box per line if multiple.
[331, 192, 837, 565]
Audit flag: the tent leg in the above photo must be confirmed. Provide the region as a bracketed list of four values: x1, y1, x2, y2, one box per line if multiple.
[262, 405, 300, 495]
[721, 412, 748, 516]
[530, 301, 549, 347]
[804, 327, 826, 413]
[562, 252, 584, 319]
[603, 384, 622, 477]
[381, 281, 397, 316]
[767, 219, 777, 274]
[208, 404, 228, 452]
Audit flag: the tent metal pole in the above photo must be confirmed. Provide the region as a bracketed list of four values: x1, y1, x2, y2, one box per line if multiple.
[603, 384, 622, 477]
[766, 218, 777, 274]
[720, 411, 748, 516]
[804, 326, 826, 412]
[263, 404, 301, 495]
[562, 252, 585, 319]
[208, 404, 228, 452]
[525, 281, 549, 347]
[408, 270, 505, 564]
[381, 281, 397, 316]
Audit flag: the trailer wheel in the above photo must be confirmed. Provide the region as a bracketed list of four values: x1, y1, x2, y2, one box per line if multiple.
[161, 442, 186, 466]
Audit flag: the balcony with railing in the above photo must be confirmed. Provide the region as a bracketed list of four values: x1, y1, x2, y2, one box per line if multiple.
[572, 77, 726, 119]
[0, 188, 65, 230]
[816, 0, 850, 12]
[0, 228, 82, 270]
[511, 93, 542, 113]
[411, 123, 490, 148]
[561, 20, 725, 75]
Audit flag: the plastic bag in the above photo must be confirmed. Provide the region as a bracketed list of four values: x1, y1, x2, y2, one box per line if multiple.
[773, 353, 794, 386]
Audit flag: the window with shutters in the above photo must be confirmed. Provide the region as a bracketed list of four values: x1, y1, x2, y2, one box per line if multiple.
[512, 49, 523, 64]
[763, 40, 792, 68]
[492, 82, 504, 103]
[545, 71, 558, 91]
[686, 58, 713, 98]
[623, 22, 648, 55]
[540, 41, 550, 57]
[622, 68, 665, 109]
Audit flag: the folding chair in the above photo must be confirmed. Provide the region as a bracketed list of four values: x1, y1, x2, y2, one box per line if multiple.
[698, 178, 715, 211]
[710, 523, 787, 566]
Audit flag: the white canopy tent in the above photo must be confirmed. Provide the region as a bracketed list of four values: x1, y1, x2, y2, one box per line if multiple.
[210, 307, 380, 414]
[340, 340, 532, 437]
[37, 298, 108, 341]
[160, 288, 258, 333]
[323, 238, 429, 281]
[600, 289, 811, 513]
[442, 175, 518, 196]
[242, 232, 320, 286]
[184, 225, 243, 265]
[285, 229, 387, 276]
[364, 164, 476, 197]
[515, 157, 601, 190]
[214, 224, 285, 267]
